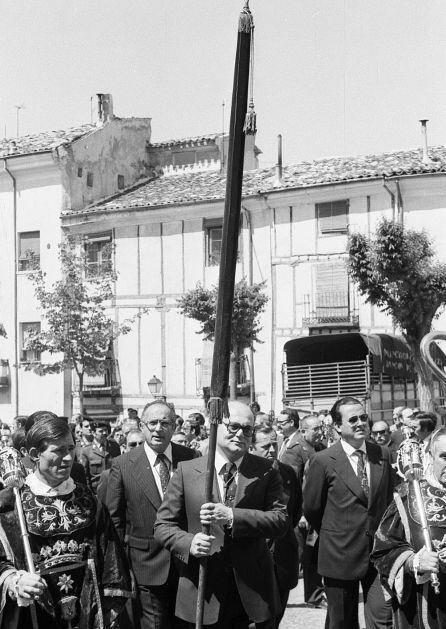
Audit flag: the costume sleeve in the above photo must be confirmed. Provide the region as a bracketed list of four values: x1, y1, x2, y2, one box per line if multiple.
[231, 466, 288, 539]
[370, 498, 414, 599]
[153, 463, 194, 564]
[303, 455, 328, 532]
[105, 460, 126, 542]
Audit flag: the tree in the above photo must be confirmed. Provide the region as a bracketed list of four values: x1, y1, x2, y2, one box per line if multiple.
[23, 238, 142, 414]
[178, 279, 268, 400]
[348, 218, 446, 410]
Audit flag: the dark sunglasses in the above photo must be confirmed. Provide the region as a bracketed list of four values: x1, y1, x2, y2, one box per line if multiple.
[347, 414, 368, 425]
[128, 440, 144, 448]
[223, 421, 254, 437]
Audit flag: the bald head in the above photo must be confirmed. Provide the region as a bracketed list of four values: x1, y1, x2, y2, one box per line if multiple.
[227, 401, 254, 423]
[371, 420, 390, 446]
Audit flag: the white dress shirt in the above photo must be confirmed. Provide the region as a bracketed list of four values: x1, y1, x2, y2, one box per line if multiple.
[340, 439, 371, 485]
[214, 449, 243, 503]
[25, 472, 75, 496]
[144, 442, 173, 498]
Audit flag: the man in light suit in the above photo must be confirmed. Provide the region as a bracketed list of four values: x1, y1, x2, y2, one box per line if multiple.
[303, 396, 394, 629]
[106, 400, 195, 629]
[154, 401, 288, 628]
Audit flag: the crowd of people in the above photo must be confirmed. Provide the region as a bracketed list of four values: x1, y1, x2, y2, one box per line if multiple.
[0, 399, 443, 628]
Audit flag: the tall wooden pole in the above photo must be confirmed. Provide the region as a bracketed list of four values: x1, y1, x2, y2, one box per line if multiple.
[195, 3, 254, 627]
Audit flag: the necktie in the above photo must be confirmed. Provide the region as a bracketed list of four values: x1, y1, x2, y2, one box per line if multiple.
[278, 437, 289, 460]
[354, 450, 369, 498]
[223, 463, 237, 506]
[156, 453, 170, 494]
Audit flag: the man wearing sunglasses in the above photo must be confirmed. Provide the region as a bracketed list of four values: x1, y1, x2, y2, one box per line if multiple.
[304, 396, 394, 629]
[154, 401, 288, 628]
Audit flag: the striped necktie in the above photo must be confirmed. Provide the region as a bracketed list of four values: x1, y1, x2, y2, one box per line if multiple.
[354, 450, 369, 498]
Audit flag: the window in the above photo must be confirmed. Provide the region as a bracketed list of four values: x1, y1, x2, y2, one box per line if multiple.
[77, 167, 83, 177]
[315, 261, 349, 321]
[206, 224, 223, 266]
[18, 231, 40, 271]
[87, 172, 94, 188]
[316, 200, 349, 234]
[117, 174, 125, 190]
[20, 322, 41, 363]
[85, 233, 112, 277]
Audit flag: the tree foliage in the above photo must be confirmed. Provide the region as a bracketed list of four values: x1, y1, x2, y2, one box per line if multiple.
[23, 238, 143, 410]
[177, 279, 269, 355]
[348, 218, 446, 408]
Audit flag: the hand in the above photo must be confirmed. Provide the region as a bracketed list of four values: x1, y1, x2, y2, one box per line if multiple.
[298, 516, 308, 530]
[418, 550, 439, 574]
[9, 571, 46, 601]
[190, 533, 216, 557]
[199, 502, 232, 526]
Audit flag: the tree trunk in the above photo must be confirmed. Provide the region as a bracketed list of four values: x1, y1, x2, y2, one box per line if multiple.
[78, 372, 84, 416]
[229, 352, 237, 400]
[412, 341, 436, 411]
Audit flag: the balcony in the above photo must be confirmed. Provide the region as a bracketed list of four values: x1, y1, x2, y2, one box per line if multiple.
[82, 359, 121, 396]
[302, 290, 359, 329]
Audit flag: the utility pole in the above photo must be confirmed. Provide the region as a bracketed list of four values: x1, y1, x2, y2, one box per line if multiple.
[14, 105, 24, 137]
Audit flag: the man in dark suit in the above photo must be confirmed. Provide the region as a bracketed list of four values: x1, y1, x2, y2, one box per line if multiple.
[304, 396, 394, 629]
[250, 424, 301, 624]
[106, 400, 195, 629]
[154, 401, 288, 628]
[81, 420, 121, 493]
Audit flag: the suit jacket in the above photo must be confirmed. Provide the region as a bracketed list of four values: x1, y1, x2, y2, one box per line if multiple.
[154, 452, 288, 625]
[279, 432, 325, 483]
[303, 439, 394, 580]
[81, 439, 121, 493]
[273, 460, 301, 592]
[106, 442, 195, 586]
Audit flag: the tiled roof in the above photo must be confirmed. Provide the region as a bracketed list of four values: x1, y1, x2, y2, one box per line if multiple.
[66, 145, 446, 216]
[148, 133, 221, 148]
[0, 123, 97, 158]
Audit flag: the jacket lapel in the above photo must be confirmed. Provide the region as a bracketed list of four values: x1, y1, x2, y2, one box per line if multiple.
[367, 441, 384, 506]
[130, 446, 162, 510]
[330, 441, 368, 506]
[235, 453, 259, 506]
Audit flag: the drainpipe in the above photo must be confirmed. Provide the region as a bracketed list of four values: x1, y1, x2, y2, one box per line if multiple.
[395, 179, 404, 224]
[2, 158, 19, 416]
[382, 176, 396, 222]
[242, 206, 255, 403]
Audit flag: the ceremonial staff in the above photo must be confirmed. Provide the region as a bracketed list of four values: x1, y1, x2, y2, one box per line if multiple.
[0, 447, 39, 629]
[195, 2, 255, 627]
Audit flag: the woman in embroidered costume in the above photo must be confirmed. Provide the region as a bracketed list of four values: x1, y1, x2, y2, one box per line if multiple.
[371, 427, 446, 629]
[0, 415, 134, 628]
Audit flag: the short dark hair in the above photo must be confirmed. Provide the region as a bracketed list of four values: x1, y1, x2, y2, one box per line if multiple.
[279, 408, 300, 428]
[12, 427, 26, 452]
[25, 410, 59, 434]
[330, 397, 363, 427]
[252, 424, 277, 445]
[188, 412, 205, 426]
[416, 412, 437, 435]
[92, 421, 111, 434]
[26, 416, 72, 454]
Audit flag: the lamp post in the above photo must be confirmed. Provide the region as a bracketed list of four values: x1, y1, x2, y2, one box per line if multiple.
[147, 375, 164, 400]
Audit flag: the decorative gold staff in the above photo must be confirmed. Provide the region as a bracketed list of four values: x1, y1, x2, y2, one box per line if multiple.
[0, 447, 39, 628]
[396, 433, 441, 594]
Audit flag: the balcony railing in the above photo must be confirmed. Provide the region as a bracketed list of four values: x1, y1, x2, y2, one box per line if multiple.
[283, 359, 368, 402]
[82, 359, 121, 394]
[302, 290, 359, 327]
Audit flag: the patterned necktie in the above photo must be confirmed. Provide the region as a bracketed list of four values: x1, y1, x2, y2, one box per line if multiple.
[354, 450, 369, 498]
[156, 453, 170, 494]
[223, 463, 237, 506]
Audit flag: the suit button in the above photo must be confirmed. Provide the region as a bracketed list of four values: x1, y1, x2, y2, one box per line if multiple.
[365, 530, 370, 536]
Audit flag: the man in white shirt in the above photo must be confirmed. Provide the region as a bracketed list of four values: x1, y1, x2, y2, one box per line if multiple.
[154, 401, 288, 628]
[304, 396, 394, 629]
[106, 400, 195, 629]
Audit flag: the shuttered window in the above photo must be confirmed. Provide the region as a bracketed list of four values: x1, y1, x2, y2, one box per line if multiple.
[316, 200, 349, 234]
[315, 261, 349, 320]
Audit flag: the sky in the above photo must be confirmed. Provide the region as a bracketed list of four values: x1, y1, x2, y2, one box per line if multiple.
[1, 0, 446, 167]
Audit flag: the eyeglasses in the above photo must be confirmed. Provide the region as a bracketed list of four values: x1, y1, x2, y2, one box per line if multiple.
[128, 440, 144, 448]
[347, 414, 369, 425]
[142, 420, 173, 431]
[223, 421, 254, 438]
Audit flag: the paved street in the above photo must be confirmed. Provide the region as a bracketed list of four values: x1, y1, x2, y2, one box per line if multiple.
[281, 580, 366, 629]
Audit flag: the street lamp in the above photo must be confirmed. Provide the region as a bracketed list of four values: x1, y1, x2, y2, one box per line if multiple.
[147, 375, 163, 398]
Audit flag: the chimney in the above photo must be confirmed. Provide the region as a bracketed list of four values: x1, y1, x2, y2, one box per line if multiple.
[275, 134, 283, 185]
[419, 119, 431, 164]
[97, 94, 114, 123]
